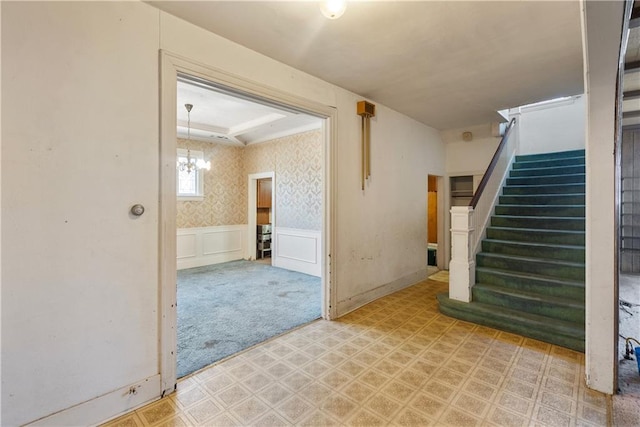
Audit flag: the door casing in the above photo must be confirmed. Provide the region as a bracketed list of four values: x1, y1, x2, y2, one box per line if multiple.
[159, 51, 337, 395]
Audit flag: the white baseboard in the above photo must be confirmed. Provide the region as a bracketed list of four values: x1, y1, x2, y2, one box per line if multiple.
[272, 227, 321, 277]
[336, 269, 429, 317]
[177, 225, 247, 270]
[26, 375, 161, 427]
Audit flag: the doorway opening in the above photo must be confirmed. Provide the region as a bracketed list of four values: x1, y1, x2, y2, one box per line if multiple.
[160, 53, 335, 389]
[618, 125, 640, 396]
[616, 1, 640, 399]
[427, 175, 438, 274]
[427, 175, 446, 278]
[251, 175, 274, 264]
[174, 76, 324, 378]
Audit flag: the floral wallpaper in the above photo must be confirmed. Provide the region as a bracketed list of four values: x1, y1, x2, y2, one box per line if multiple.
[176, 138, 245, 228]
[246, 130, 322, 231]
[176, 130, 322, 231]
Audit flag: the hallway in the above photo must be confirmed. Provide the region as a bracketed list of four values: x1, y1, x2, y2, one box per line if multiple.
[104, 277, 607, 426]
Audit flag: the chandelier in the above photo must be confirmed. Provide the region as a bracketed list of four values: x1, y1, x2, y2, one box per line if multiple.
[177, 103, 211, 173]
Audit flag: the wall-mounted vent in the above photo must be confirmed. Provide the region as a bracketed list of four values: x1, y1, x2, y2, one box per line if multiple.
[357, 101, 376, 117]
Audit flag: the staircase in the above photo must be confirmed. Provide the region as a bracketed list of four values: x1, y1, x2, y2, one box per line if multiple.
[438, 149, 586, 351]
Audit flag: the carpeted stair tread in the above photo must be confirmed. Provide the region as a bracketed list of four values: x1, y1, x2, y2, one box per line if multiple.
[437, 293, 585, 352]
[506, 173, 585, 186]
[476, 267, 585, 289]
[482, 238, 585, 252]
[477, 251, 584, 267]
[477, 252, 585, 281]
[476, 270, 584, 301]
[491, 215, 585, 231]
[473, 283, 585, 324]
[515, 149, 585, 162]
[482, 240, 584, 263]
[498, 194, 585, 205]
[494, 205, 584, 217]
[486, 227, 585, 245]
[474, 283, 585, 309]
[509, 165, 585, 177]
[503, 183, 585, 195]
[487, 226, 586, 234]
[512, 156, 585, 170]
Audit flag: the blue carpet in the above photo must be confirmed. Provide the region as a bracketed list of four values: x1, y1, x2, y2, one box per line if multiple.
[177, 260, 321, 378]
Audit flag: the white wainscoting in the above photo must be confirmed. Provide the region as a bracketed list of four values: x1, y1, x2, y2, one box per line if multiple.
[272, 227, 322, 277]
[177, 225, 247, 270]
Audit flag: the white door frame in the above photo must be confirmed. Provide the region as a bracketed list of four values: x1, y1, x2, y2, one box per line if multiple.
[426, 174, 446, 270]
[159, 51, 337, 396]
[436, 175, 445, 269]
[248, 172, 275, 261]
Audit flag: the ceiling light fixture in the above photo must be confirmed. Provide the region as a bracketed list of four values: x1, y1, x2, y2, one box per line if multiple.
[320, 0, 346, 19]
[177, 104, 211, 173]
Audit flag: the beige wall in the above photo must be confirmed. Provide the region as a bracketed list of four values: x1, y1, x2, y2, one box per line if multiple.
[443, 123, 500, 176]
[177, 130, 322, 231]
[514, 95, 585, 155]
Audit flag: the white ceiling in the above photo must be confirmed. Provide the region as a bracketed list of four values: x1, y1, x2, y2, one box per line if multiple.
[151, 0, 585, 130]
[177, 80, 322, 145]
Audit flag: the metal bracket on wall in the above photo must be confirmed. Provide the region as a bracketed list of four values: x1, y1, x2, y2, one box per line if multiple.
[357, 101, 376, 191]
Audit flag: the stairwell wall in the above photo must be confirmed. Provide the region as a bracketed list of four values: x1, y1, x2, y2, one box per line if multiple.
[512, 95, 586, 155]
[443, 123, 501, 268]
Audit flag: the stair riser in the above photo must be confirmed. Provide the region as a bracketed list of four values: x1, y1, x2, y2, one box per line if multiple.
[515, 150, 586, 162]
[491, 216, 585, 231]
[481, 241, 585, 263]
[476, 254, 585, 281]
[473, 287, 585, 324]
[498, 195, 585, 205]
[476, 269, 584, 300]
[503, 184, 585, 195]
[507, 174, 585, 186]
[438, 298, 584, 352]
[513, 157, 585, 170]
[510, 165, 585, 177]
[494, 206, 585, 217]
[486, 228, 585, 245]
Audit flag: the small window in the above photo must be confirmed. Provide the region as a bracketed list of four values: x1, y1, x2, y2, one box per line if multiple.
[177, 148, 205, 201]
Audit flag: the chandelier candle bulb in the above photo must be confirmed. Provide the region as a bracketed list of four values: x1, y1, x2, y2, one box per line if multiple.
[177, 103, 211, 173]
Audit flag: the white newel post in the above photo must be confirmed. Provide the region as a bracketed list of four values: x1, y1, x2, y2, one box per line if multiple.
[449, 206, 475, 302]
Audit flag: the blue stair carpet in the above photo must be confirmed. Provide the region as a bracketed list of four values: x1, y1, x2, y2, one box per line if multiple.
[438, 149, 586, 351]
